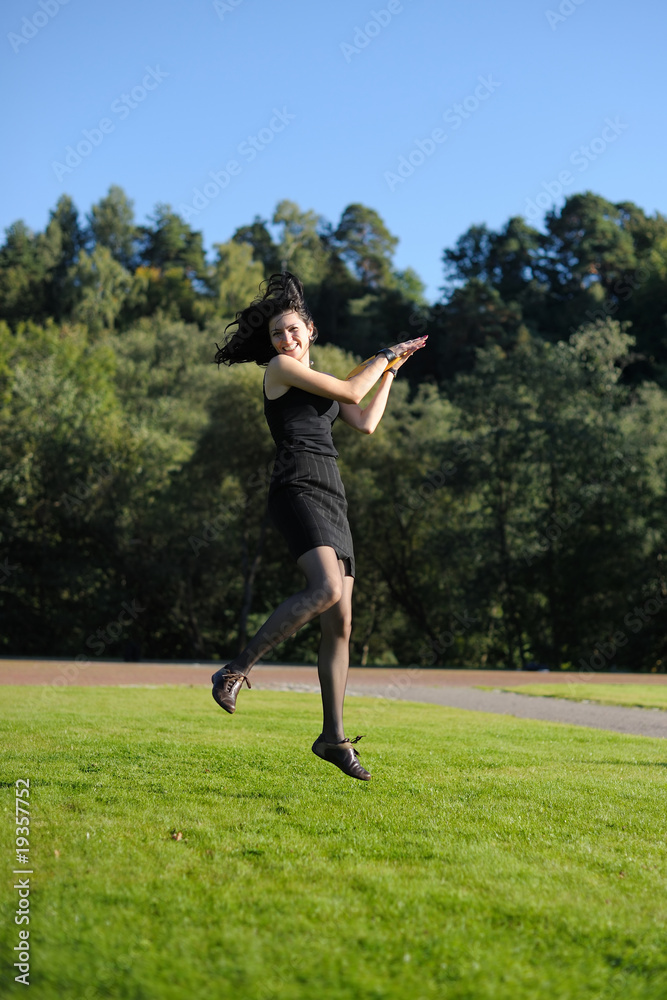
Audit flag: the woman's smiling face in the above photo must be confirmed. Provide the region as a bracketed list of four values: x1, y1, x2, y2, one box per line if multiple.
[268, 311, 313, 364]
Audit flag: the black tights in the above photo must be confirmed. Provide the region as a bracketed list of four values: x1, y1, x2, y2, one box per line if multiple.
[225, 547, 353, 743]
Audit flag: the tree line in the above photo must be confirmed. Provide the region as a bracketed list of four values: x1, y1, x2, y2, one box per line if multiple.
[1, 186, 665, 670]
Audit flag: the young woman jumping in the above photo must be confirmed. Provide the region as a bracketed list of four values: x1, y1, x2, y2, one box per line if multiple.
[212, 272, 427, 780]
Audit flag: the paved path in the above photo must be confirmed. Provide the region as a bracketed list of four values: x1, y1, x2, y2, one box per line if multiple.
[2, 660, 667, 739]
[344, 682, 667, 739]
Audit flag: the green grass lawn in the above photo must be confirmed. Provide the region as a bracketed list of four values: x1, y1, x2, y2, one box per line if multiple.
[480, 683, 667, 711]
[1, 685, 666, 1000]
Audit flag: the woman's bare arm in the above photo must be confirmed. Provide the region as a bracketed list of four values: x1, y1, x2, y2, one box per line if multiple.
[265, 337, 428, 405]
[265, 354, 384, 405]
[337, 336, 428, 433]
[338, 372, 394, 434]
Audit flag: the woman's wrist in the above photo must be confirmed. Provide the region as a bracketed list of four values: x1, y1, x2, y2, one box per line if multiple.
[375, 347, 398, 363]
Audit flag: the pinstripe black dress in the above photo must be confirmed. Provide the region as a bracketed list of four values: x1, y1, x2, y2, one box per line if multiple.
[263, 375, 355, 578]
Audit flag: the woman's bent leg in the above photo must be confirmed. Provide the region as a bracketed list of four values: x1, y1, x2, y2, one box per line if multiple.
[223, 546, 343, 676]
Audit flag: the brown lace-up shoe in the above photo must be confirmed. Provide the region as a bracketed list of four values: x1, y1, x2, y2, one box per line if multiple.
[211, 666, 251, 714]
[311, 734, 371, 781]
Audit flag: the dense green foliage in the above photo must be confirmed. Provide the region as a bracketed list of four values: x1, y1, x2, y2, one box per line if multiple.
[1, 188, 666, 669]
[1, 687, 666, 999]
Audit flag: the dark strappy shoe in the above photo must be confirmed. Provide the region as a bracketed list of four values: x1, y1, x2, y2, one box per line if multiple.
[311, 734, 371, 781]
[211, 666, 251, 714]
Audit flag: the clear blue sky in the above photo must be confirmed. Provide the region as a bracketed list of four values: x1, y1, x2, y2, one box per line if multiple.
[2, 0, 665, 302]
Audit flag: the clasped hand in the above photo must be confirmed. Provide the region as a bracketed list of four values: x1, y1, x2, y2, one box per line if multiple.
[386, 335, 428, 372]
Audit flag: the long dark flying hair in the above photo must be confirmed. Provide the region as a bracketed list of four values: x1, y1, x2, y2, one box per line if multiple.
[213, 271, 318, 367]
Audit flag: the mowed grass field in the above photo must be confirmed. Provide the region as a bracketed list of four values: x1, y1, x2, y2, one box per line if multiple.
[484, 683, 667, 711]
[1, 685, 666, 1000]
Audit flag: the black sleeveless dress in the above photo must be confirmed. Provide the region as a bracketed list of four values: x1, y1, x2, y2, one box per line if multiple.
[263, 375, 355, 578]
